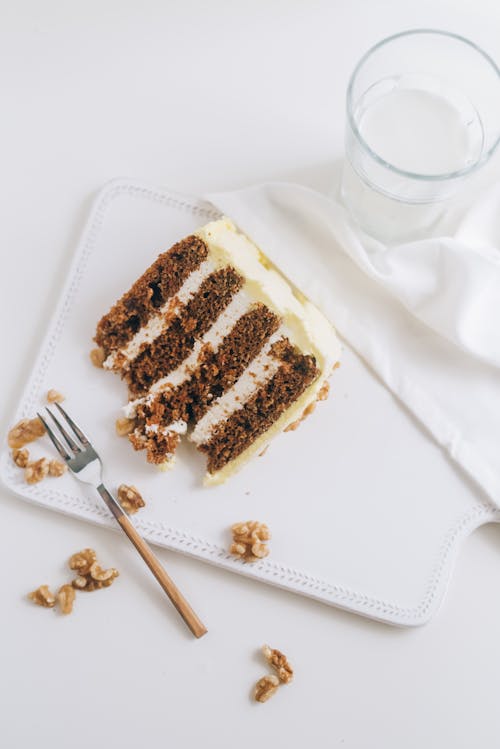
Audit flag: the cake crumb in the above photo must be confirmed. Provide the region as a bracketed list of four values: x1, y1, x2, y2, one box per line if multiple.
[317, 381, 330, 401]
[90, 347, 105, 368]
[47, 389, 65, 404]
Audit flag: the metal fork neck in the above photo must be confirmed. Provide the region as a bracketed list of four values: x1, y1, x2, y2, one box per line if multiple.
[97, 484, 126, 521]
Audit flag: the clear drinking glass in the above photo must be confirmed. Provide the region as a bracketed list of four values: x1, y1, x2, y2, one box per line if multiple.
[340, 29, 500, 242]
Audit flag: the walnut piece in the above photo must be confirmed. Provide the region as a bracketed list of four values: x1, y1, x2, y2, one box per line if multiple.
[68, 548, 97, 575]
[8, 417, 45, 449]
[254, 674, 280, 703]
[89, 561, 119, 582]
[28, 585, 56, 608]
[25, 458, 50, 485]
[115, 417, 135, 437]
[90, 347, 105, 368]
[47, 389, 65, 404]
[48, 459, 67, 477]
[12, 448, 29, 468]
[117, 484, 145, 514]
[71, 557, 119, 591]
[230, 521, 271, 563]
[72, 566, 119, 592]
[57, 584, 76, 615]
[262, 645, 294, 684]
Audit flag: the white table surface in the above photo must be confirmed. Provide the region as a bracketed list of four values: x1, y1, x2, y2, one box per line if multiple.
[2, 2, 500, 747]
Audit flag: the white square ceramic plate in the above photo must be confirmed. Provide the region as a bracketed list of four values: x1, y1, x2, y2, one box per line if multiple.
[1, 179, 496, 626]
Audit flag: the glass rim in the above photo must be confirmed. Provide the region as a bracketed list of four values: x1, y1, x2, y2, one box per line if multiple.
[346, 28, 500, 182]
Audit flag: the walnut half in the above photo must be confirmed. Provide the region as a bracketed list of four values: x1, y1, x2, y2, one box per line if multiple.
[230, 521, 271, 562]
[68, 548, 96, 576]
[57, 584, 76, 615]
[254, 674, 280, 703]
[117, 484, 145, 514]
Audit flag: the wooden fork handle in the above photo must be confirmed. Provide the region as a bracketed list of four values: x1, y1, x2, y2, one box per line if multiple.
[117, 513, 207, 639]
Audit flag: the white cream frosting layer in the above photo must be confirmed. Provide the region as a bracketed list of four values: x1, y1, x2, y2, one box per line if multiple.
[189, 331, 282, 447]
[195, 218, 341, 374]
[104, 258, 216, 369]
[123, 288, 255, 418]
[195, 218, 341, 485]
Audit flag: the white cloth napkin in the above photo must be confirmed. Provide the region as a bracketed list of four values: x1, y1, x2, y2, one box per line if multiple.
[207, 182, 500, 509]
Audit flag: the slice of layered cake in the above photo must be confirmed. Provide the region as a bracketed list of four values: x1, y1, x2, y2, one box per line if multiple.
[94, 219, 340, 485]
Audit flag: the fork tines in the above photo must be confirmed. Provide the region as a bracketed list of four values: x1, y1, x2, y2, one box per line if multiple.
[38, 404, 89, 461]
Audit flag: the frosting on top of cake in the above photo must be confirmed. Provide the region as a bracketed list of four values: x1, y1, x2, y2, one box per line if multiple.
[195, 218, 341, 375]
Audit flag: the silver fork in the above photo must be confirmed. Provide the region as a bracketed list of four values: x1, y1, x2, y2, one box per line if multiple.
[38, 403, 207, 639]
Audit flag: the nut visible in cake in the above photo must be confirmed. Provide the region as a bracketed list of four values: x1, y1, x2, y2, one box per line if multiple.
[90, 347, 105, 368]
[115, 417, 135, 437]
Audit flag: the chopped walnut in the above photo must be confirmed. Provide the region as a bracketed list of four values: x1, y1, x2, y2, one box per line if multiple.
[48, 459, 67, 477]
[71, 557, 119, 591]
[72, 566, 119, 592]
[230, 521, 271, 562]
[72, 575, 90, 590]
[115, 417, 135, 437]
[68, 548, 97, 576]
[12, 448, 29, 468]
[117, 484, 145, 514]
[90, 347, 105, 368]
[47, 389, 65, 404]
[25, 458, 50, 485]
[89, 561, 119, 583]
[57, 584, 75, 615]
[254, 674, 280, 703]
[28, 585, 56, 608]
[262, 645, 294, 684]
[8, 417, 45, 449]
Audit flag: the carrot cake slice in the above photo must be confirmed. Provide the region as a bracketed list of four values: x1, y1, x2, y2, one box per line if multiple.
[94, 218, 340, 485]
